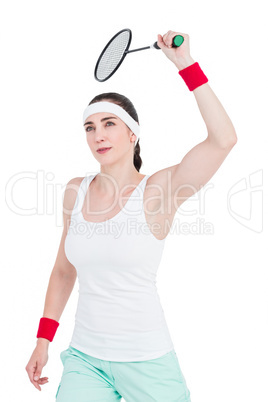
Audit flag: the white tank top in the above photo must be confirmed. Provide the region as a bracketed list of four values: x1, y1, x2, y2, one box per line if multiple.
[64, 173, 175, 362]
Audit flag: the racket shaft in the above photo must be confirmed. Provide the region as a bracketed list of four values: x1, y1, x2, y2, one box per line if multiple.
[125, 45, 151, 54]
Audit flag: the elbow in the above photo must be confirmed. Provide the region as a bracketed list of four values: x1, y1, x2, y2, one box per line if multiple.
[228, 124, 238, 145]
[231, 130, 238, 144]
[222, 131, 238, 149]
[208, 128, 238, 149]
[230, 133, 238, 147]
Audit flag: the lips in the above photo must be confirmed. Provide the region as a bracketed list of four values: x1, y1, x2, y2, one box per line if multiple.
[97, 147, 112, 153]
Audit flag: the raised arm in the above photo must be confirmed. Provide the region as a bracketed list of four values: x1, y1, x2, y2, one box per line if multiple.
[148, 31, 237, 210]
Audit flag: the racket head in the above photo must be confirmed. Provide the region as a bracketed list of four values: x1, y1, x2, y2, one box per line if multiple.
[94, 28, 132, 82]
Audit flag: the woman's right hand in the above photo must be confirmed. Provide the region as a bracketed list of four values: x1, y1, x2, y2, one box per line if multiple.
[25, 339, 49, 391]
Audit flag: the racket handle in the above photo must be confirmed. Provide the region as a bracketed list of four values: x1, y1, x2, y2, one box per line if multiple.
[153, 35, 184, 49]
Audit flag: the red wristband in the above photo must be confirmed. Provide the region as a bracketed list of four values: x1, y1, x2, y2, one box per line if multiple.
[36, 317, 59, 342]
[179, 62, 208, 91]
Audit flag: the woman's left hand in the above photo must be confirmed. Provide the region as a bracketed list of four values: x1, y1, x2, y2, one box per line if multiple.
[157, 30, 195, 70]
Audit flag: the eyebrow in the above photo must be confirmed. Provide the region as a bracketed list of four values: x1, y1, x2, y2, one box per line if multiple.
[84, 117, 117, 126]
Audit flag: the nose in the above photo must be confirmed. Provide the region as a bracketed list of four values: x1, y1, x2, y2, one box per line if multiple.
[94, 125, 108, 142]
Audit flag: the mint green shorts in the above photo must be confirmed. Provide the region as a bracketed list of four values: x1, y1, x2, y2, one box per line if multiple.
[55, 346, 191, 402]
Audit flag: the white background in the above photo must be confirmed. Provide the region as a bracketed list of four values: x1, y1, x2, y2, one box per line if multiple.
[1, 0, 267, 401]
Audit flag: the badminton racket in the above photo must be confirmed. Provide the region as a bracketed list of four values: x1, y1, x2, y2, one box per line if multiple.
[94, 28, 184, 82]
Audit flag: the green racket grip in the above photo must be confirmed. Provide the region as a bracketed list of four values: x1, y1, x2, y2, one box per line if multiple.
[153, 35, 184, 49]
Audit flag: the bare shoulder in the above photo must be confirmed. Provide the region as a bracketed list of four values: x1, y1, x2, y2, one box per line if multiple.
[63, 176, 85, 216]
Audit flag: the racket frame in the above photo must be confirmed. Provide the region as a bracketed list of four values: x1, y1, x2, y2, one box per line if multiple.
[94, 28, 132, 82]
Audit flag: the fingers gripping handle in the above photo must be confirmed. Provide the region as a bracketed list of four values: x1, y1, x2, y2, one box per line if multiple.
[153, 34, 184, 49]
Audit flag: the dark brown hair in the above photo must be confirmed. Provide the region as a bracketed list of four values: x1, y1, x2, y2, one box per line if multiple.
[88, 92, 143, 172]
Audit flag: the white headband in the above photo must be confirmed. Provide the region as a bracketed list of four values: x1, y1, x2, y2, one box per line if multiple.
[83, 101, 140, 146]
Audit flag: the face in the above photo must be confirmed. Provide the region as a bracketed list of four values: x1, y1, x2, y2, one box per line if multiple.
[84, 112, 136, 162]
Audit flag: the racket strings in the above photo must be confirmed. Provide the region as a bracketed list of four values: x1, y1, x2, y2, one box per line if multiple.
[95, 31, 130, 81]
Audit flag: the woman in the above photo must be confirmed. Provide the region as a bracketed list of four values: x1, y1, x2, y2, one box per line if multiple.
[25, 30, 237, 401]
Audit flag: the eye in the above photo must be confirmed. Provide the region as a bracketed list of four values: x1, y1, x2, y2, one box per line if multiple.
[85, 121, 114, 132]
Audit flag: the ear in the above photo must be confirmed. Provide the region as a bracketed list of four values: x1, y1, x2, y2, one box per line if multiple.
[130, 132, 136, 143]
